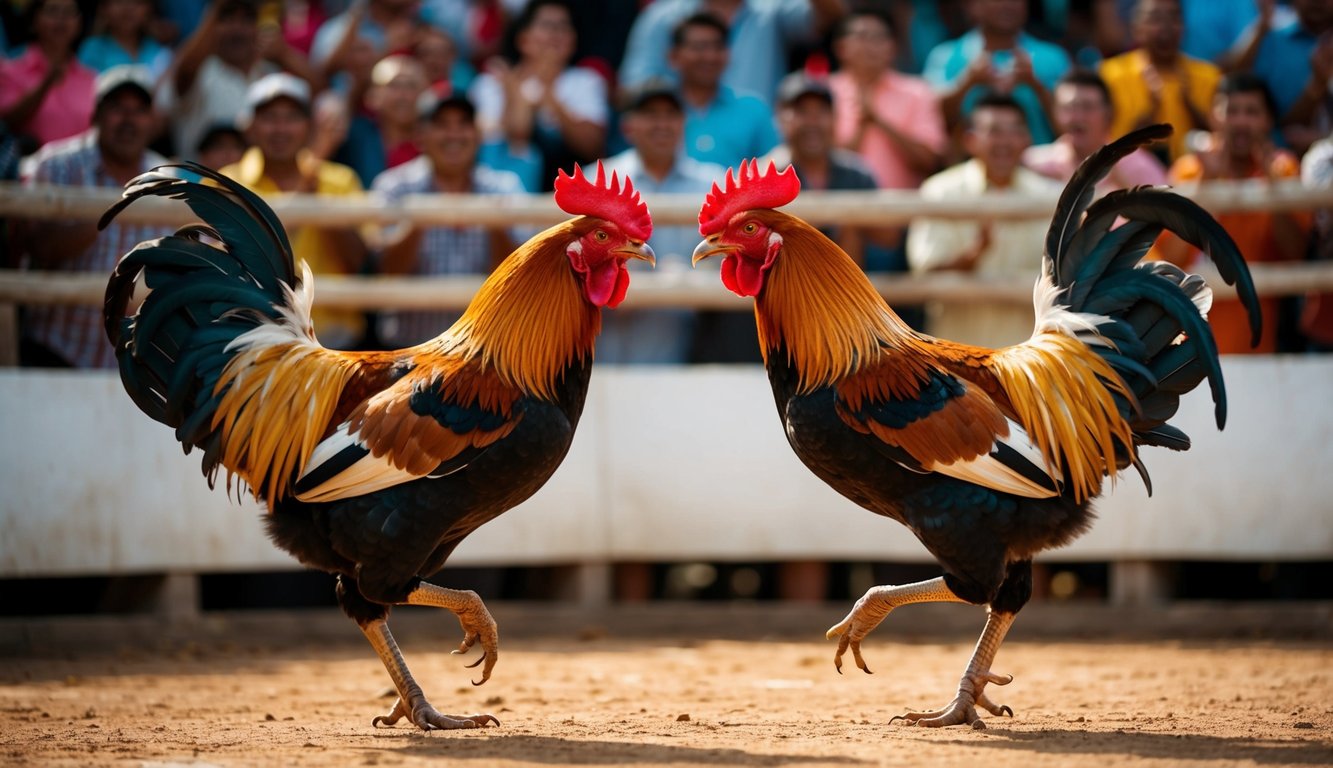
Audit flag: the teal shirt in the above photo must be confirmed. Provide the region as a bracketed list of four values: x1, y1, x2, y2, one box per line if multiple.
[682, 86, 781, 169]
[923, 30, 1071, 145]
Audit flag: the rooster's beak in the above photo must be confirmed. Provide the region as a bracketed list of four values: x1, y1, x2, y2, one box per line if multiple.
[691, 236, 727, 266]
[621, 241, 656, 268]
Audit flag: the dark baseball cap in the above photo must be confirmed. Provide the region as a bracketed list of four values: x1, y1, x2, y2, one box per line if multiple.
[622, 80, 683, 112]
[417, 89, 477, 122]
[777, 72, 833, 107]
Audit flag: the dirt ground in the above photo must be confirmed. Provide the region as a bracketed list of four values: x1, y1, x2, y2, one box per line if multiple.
[2, 607, 1331, 768]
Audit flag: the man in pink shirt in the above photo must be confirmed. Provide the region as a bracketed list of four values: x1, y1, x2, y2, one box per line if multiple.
[1024, 69, 1167, 193]
[828, 8, 947, 190]
[0, 0, 97, 149]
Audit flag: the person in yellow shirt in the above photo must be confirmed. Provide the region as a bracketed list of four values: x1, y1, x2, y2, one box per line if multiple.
[222, 73, 369, 349]
[1099, 0, 1219, 161]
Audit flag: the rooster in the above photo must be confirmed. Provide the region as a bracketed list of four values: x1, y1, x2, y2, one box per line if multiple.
[102, 162, 654, 730]
[690, 125, 1260, 728]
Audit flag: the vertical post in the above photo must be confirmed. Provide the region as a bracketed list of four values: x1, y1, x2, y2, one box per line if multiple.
[0, 302, 17, 366]
[551, 563, 612, 607]
[1109, 560, 1174, 606]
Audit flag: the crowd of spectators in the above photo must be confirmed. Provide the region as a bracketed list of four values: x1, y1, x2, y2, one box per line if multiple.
[3, 0, 1331, 365]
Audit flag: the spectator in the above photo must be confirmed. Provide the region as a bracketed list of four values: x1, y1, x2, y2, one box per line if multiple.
[668, 12, 780, 168]
[195, 122, 248, 171]
[923, 0, 1071, 147]
[370, 91, 527, 348]
[1228, 0, 1332, 154]
[907, 94, 1060, 348]
[829, 8, 945, 192]
[764, 72, 886, 266]
[1024, 69, 1167, 191]
[414, 24, 476, 96]
[600, 82, 722, 364]
[77, 0, 172, 80]
[337, 54, 428, 186]
[19, 66, 170, 369]
[1100, 0, 1218, 162]
[618, 0, 848, 107]
[311, 0, 422, 87]
[0, 0, 97, 150]
[161, 0, 314, 161]
[1151, 74, 1310, 354]
[1300, 133, 1333, 351]
[221, 73, 369, 350]
[470, 0, 608, 190]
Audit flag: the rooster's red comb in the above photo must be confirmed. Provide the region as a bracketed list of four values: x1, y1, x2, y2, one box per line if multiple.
[698, 159, 801, 236]
[554, 161, 652, 242]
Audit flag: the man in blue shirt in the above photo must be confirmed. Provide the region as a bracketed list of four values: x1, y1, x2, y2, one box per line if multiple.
[923, 0, 1070, 145]
[667, 13, 781, 168]
[617, 0, 847, 106]
[601, 82, 724, 363]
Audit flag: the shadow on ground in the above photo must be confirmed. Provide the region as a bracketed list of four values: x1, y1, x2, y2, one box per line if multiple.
[360, 733, 869, 765]
[941, 728, 1332, 765]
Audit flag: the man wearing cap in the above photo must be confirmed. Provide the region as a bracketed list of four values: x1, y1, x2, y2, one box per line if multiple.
[368, 91, 528, 348]
[162, 0, 314, 160]
[222, 72, 369, 350]
[599, 81, 723, 364]
[764, 72, 887, 267]
[19, 65, 170, 368]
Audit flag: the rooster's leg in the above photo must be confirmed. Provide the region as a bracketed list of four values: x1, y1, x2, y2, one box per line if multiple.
[891, 609, 1016, 729]
[361, 618, 500, 731]
[826, 577, 969, 674]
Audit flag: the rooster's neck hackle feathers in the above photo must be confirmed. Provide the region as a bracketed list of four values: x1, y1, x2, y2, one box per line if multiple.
[431, 220, 600, 399]
[755, 215, 921, 392]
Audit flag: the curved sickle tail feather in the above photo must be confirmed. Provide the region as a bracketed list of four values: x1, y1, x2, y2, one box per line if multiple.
[102, 162, 307, 489]
[1037, 125, 1262, 490]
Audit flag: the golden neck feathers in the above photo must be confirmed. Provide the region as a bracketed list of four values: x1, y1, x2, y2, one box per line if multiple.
[755, 215, 918, 393]
[428, 220, 601, 399]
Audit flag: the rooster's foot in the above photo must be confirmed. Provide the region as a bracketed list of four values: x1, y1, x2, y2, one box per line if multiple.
[405, 584, 500, 686]
[890, 671, 1014, 728]
[449, 596, 499, 686]
[372, 695, 500, 731]
[827, 579, 966, 675]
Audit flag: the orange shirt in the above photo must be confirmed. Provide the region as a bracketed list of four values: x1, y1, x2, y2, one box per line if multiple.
[1152, 149, 1311, 353]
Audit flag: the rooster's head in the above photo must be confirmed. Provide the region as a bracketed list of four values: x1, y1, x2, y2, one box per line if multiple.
[554, 162, 656, 308]
[691, 159, 801, 298]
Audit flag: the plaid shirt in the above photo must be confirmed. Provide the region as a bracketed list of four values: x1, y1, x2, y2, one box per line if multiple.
[371, 157, 528, 347]
[23, 130, 169, 368]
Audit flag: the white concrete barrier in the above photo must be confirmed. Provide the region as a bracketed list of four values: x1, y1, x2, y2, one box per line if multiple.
[1, 356, 1330, 578]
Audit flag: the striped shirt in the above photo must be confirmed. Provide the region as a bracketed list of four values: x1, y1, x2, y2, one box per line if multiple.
[370, 157, 528, 347]
[24, 130, 169, 368]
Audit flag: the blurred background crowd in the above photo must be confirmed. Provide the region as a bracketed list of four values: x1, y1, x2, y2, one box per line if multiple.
[3, 0, 1331, 366]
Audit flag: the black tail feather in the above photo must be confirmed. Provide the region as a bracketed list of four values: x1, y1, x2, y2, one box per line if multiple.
[102, 162, 299, 483]
[1040, 125, 1260, 474]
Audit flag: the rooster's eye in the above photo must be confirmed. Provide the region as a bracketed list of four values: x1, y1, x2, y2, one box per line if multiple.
[594, 230, 609, 242]
[742, 222, 758, 235]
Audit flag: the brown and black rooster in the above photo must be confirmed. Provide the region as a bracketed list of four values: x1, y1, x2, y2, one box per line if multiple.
[102, 162, 654, 730]
[691, 125, 1260, 727]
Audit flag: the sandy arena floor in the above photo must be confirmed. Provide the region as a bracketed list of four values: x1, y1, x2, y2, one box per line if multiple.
[2, 606, 1331, 767]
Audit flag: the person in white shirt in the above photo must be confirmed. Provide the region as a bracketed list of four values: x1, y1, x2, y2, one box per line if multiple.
[468, 0, 608, 191]
[907, 92, 1061, 348]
